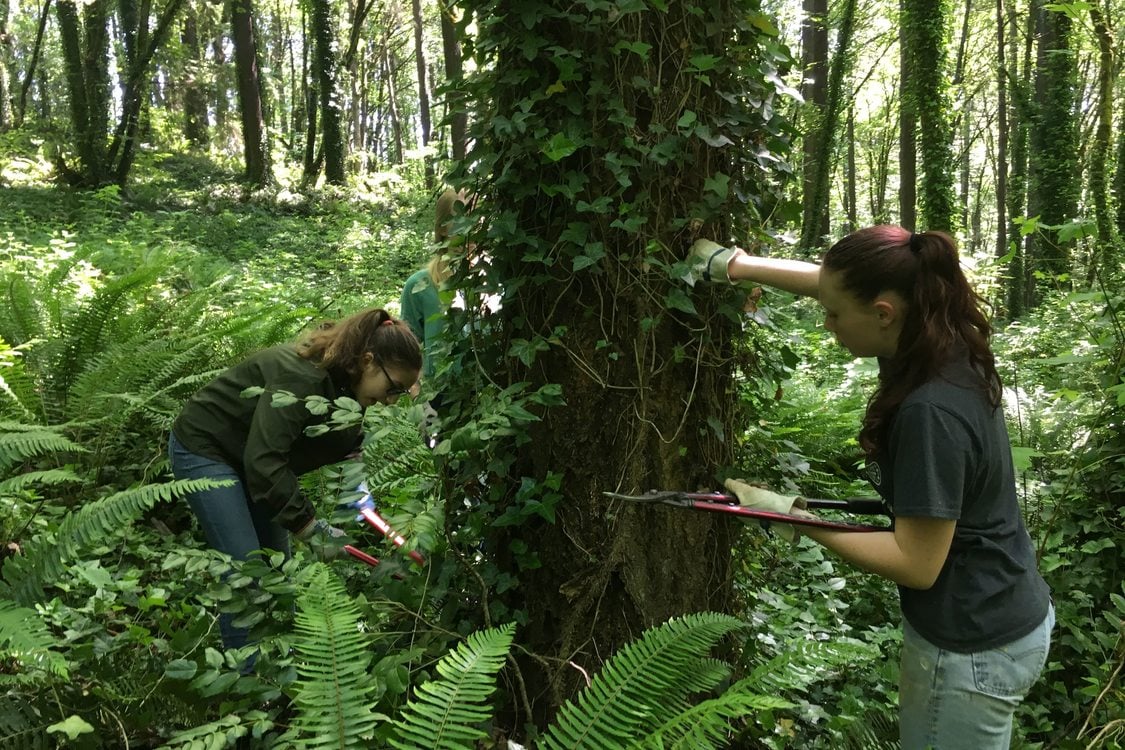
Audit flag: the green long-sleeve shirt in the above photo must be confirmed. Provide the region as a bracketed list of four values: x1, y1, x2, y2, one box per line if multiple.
[399, 268, 445, 378]
[172, 346, 362, 532]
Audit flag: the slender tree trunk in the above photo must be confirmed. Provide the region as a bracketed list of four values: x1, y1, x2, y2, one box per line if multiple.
[55, 0, 111, 185]
[212, 27, 228, 135]
[1085, 7, 1114, 284]
[385, 43, 403, 164]
[301, 3, 316, 177]
[845, 104, 857, 231]
[439, 0, 466, 160]
[1005, 5, 1033, 318]
[994, 0, 1008, 264]
[898, 0, 916, 229]
[0, 0, 13, 129]
[411, 0, 433, 186]
[230, 0, 269, 185]
[17, 0, 52, 127]
[1115, 109, 1125, 243]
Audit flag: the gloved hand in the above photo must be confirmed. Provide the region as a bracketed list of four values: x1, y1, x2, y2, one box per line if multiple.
[687, 239, 746, 284]
[723, 478, 808, 544]
[296, 518, 353, 561]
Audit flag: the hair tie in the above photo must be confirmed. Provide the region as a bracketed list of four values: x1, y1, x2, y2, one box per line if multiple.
[381, 318, 395, 327]
[909, 232, 924, 254]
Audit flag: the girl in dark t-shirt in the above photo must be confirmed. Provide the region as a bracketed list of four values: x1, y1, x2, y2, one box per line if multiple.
[690, 226, 1052, 749]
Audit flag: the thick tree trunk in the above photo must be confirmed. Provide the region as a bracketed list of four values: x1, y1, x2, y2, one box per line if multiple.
[55, 0, 111, 185]
[230, 0, 269, 185]
[1005, 5, 1033, 318]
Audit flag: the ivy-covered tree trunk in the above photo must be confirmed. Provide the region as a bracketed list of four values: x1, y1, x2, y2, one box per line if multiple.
[444, 0, 793, 729]
[1026, 0, 1078, 303]
[798, 0, 828, 248]
[1004, 4, 1033, 318]
[309, 0, 344, 184]
[903, 0, 956, 231]
[439, 0, 467, 161]
[230, 0, 269, 185]
[994, 0, 1008, 263]
[898, 0, 916, 229]
[55, 0, 111, 185]
[800, 0, 856, 252]
[181, 9, 210, 148]
[1085, 7, 1114, 284]
[411, 0, 434, 186]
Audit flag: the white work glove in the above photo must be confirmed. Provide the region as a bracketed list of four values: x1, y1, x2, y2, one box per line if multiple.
[296, 518, 353, 561]
[723, 478, 808, 544]
[687, 239, 746, 284]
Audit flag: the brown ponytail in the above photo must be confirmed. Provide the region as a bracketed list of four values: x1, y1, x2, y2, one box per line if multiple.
[297, 308, 422, 376]
[822, 226, 1002, 455]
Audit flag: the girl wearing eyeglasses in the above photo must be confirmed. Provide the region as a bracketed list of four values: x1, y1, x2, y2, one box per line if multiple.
[168, 307, 420, 654]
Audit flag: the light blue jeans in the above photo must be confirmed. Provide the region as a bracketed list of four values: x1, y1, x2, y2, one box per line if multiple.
[168, 432, 290, 653]
[899, 603, 1054, 749]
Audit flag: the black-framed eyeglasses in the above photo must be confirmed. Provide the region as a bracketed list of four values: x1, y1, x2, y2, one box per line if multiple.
[377, 360, 410, 397]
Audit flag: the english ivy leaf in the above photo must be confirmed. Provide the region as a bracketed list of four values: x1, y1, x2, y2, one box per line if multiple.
[165, 659, 199, 680]
[676, 110, 697, 129]
[271, 391, 299, 408]
[689, 54, 721, 71]
[240, 386, 265, 399]
[47, 716, 95, 741]
[664, 289, 698, 315]
[542, 133, 579, 162]
[704, 172, 730, 199]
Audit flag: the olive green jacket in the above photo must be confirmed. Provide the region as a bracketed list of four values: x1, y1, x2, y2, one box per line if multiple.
[172, 346, 362, 532]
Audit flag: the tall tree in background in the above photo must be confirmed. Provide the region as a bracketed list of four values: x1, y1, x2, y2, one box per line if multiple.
[411, 0, 433, 185]
[994, 0, 1008, 262]
[181, 4, 210, 148]
[15, 0, 53, 127]
[902, 0, 957, 231]
[0, 0, 13, 129]
[308, 0, 344, 183]
[444, 0, 794, 726]
[799, 0, 829, 247]
[1025, 1, 1078, 305]
[800, 0, 857, 252]
[1116, 111, 1125, 242]
[1085, 6, 1115, 283]
[1004, 4, 1034, 318]
[439, 0, 466, 161]
[230, 0, 269, 185]
[898, 0, 916, 228]
[55, 0, 111, 184]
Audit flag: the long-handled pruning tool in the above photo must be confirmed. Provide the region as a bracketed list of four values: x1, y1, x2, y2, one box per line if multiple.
[342, 486, 426, 569]
[601, 490, 890, 533]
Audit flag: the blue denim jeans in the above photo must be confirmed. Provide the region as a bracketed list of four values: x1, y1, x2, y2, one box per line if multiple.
[899, 603, 1054, 749]
[168, 432, 290, 652]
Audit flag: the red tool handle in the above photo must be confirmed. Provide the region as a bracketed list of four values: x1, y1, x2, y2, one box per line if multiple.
[344, 545, 381, 567]
[359, 507, 426, 567]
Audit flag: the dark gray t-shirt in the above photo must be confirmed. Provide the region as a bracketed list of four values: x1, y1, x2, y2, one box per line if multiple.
[864, 358, 1050, 652]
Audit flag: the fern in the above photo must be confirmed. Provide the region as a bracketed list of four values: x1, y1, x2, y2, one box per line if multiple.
[284, 564, 381, 749]
[390, 622, 516, 750]
[0, 695, 51, 750]
[0, 469, 83, 494]
[0, 427, 86, 472]
[157, 713, 256, 750]
[741, 637, 879, 697]
[0, 599, 70, 678]
[630, 686, 794, 749]
[537, 613, 748, 750]
[0, 477, 231, 605]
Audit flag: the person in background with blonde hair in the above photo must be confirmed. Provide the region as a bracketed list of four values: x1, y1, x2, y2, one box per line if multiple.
[169, 308, 421, 653]
[399, 187, 470, 379]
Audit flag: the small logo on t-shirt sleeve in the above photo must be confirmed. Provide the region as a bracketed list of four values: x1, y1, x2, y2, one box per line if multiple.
[866, 461, 883, 487]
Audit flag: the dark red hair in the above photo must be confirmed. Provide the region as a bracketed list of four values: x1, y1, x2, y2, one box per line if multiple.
[822, 226, 1001, 455]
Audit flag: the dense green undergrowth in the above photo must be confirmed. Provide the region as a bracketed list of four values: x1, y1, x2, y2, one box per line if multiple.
[1, 142, 1122, 748]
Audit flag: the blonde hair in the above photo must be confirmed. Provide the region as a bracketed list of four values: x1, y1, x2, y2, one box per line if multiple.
[431, 187, 472, 287]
